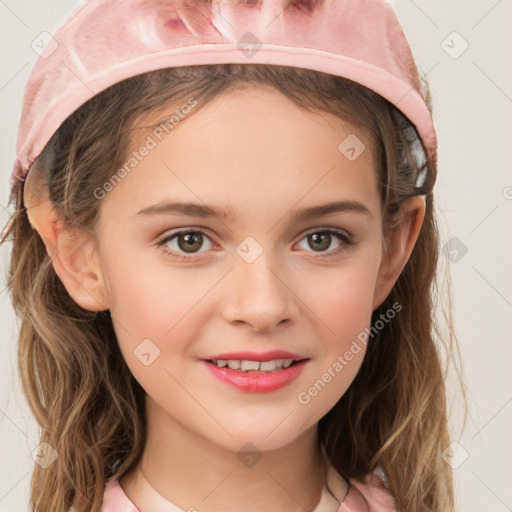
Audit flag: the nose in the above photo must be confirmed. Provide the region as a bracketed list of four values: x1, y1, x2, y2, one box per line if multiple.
[221, 251, 297, 333]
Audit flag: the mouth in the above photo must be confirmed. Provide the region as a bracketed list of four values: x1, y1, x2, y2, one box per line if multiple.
[203, 358, 308, 372]
[199, 354, 310, 393]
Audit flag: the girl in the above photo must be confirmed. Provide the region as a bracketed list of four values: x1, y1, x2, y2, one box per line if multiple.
[2, 0, 465, 511]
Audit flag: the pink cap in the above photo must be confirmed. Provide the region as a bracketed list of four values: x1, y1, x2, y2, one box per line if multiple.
[11, 0, 436, 196]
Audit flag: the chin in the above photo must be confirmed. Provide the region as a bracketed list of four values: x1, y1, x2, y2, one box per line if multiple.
[208, 419, 310, 454]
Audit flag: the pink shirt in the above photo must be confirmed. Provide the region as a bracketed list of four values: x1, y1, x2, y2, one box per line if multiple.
[101, 464, 395, 512]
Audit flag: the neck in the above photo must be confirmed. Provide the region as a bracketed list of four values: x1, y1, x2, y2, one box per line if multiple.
[120, 395, 327, 512]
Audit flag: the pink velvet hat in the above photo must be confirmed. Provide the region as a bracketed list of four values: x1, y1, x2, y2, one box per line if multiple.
[10, 0, 436, 196]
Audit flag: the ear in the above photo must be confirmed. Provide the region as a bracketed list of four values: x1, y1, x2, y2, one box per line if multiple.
[372, 196, 426, 311]
[25, 189, 109, 312]
[51, 223, 109, 312]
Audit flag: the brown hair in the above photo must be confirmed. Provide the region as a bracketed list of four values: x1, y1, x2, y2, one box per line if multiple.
[5, 62, 466, 512]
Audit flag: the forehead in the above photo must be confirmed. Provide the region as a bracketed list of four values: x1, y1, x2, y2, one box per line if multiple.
[100, 85, 381, 222]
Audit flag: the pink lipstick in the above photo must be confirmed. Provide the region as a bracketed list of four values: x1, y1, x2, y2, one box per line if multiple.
[200, 350, 309, 393]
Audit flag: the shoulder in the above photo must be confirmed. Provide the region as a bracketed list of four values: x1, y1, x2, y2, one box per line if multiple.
[101, 478, 140, 512]
[339, 472, 396, 512]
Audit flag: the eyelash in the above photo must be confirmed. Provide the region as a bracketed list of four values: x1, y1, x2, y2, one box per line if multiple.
[156, 227, 354, 261]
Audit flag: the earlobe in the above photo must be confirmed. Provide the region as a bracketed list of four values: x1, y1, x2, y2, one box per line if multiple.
[372, 196, 426, 311]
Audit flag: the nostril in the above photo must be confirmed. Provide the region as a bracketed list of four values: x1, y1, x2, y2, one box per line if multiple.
[288, 0, 318, 14]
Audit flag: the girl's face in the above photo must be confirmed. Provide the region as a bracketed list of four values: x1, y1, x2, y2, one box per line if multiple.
[95, 86, 388, 451]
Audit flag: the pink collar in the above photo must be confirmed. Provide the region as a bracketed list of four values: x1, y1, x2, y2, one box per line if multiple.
[101, 463, 394, 512]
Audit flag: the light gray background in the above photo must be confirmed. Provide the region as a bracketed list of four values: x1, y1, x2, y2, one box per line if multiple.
[1, 1, 511, 511]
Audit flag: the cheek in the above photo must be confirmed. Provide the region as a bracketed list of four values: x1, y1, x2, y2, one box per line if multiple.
[104, 261, 207, 397]
[102, 239, 210, 337]
[303, 255, 380, 344]
[102, 250, 222, 383]
[292, 255, 380, 411]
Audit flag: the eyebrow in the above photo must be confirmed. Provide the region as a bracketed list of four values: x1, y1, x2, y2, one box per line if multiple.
[136, 199, 372, 222]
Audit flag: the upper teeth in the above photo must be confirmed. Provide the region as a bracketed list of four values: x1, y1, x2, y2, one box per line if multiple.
[213, 359, 295, 371]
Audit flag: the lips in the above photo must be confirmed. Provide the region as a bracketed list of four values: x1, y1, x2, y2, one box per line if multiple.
[202, 359, 308, 393]
[199, 350, 310, 393]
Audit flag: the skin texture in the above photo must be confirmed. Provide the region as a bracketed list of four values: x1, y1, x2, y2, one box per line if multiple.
[24, 85, 425, 512]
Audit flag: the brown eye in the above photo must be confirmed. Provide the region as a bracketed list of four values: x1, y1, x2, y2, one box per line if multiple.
[177, 232, 204, 253]
[157, 229, 214, 259]
[296, 228, 353, 257]
[307, 232, 332, 252]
